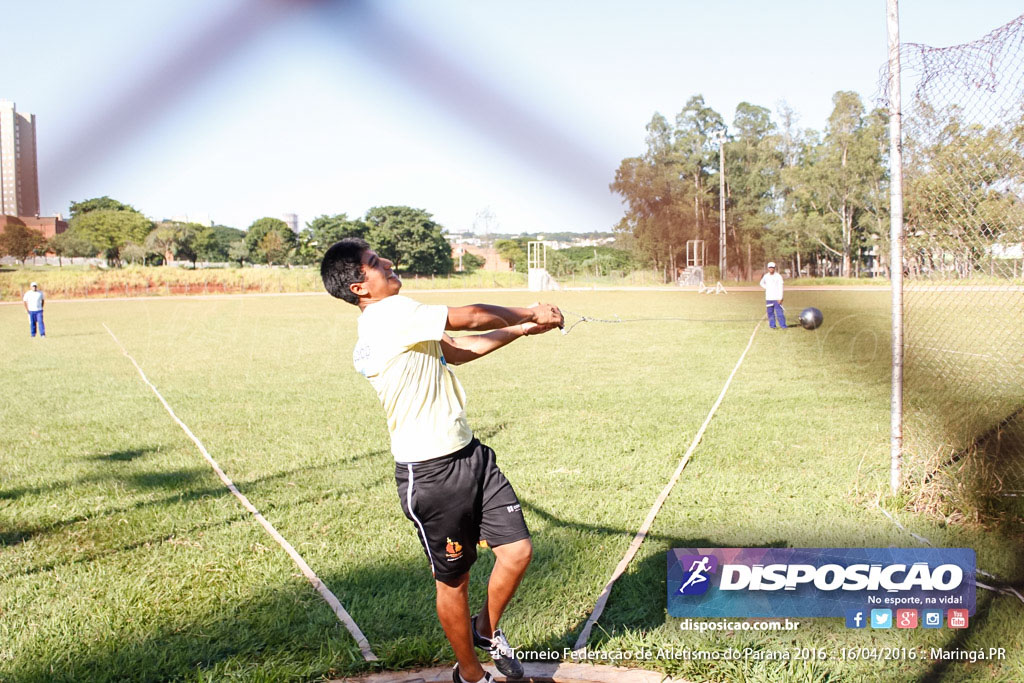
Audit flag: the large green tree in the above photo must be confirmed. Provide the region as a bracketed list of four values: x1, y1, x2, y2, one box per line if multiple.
[904, 102, 1024, 277]
[193, 225, 245, 262]
[494, 238, 528, 273]
[459, 252, 486, 273]
[68, 196, 137, 220]
[244, 217, 297, 264]
[674, 95, 727, 248]
[143, 222, 201, 265]
[724, 102, 782, 278]
[228, 240, 250, 266]
[70, 208, 152, 266]
[771, 102, 820, 277]
[804, 92, 884, 276]
[364, 206, 453, 275]
[48, 229, 99, 266]
[611, 96, 726, 278]
[306, 214, 368, 253]
[0, 223, 47, 264]
[258, 230, 287, 265]
[610, 114, 692, 275]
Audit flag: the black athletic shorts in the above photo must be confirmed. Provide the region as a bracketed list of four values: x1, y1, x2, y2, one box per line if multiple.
[394, 438, 530, 581]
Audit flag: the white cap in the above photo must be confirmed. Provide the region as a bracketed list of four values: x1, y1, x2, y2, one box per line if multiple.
[30, 282, 38, 287]
[767, 262, 776, 269]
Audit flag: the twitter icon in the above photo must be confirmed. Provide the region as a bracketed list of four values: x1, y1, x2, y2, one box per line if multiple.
[871, 609, 892, 629]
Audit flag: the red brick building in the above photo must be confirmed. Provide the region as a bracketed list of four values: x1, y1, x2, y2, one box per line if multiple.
[0, 214, 67, 239]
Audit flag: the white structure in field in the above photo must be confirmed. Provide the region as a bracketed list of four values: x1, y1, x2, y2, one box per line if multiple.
[679, 239, 706, 286]
[527, 240, 560, 291]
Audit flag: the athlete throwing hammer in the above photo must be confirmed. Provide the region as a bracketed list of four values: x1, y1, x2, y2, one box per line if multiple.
[321, 238, 563, 681]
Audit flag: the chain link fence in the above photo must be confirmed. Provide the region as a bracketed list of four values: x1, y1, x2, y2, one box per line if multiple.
[887, 14, 1024, 522]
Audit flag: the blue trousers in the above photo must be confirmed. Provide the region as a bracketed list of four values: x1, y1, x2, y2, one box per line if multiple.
[29, 310, 45, 337]
[766, 300, 787, 328]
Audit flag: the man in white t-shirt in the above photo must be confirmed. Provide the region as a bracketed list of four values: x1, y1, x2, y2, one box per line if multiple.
[321, 238, 563, 682]
[22, 282, 46, 337]
[759, 262, 787, 329]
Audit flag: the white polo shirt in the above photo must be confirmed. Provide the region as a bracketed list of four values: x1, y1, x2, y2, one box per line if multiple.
[353, 295, 473, 462]
[23, 290, 44, 311]
[759, 272, 784, 301]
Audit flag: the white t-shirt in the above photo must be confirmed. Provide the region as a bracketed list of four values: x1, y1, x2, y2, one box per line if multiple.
[23, 290, 44, 311]
[353, 295, 473, 463]
[759, 272, 784, 301]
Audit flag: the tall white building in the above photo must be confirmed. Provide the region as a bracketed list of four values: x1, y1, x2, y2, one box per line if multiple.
[280, 212, 299, 233]
[0, 100, 39, 217]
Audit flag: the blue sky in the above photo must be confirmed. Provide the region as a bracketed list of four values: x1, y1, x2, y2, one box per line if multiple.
[4, 1, 1022, 234]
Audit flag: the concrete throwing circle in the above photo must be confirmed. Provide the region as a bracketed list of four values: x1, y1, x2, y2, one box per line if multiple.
[335, 663, 680, 683]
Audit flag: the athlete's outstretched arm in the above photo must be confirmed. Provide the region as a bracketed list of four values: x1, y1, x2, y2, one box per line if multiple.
[439, 323, 557, 365]
[446, 303, 562, 332]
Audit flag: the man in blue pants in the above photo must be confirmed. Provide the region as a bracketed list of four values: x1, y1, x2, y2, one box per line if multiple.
[759, 262, 787, 329]
[23, 282, 45, 337]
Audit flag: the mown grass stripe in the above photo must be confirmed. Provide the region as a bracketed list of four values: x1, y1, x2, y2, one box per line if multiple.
[101, 322, 379, 662]
[573, 321, 763, 652]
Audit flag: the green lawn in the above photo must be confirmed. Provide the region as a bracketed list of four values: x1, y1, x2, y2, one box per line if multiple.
[1, 290, 1020, 682]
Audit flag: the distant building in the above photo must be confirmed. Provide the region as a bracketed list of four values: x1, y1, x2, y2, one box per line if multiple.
[0, 214, 67, 239]
[450, 242, 511, 272]
[170, 213, 214, 227]
[0, 100, 40, 217]
[281, 212, 299, 233]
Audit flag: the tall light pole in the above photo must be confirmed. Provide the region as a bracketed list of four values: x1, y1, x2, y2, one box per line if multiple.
[715, 130, 727, 279]
[887, 0, 904, 495]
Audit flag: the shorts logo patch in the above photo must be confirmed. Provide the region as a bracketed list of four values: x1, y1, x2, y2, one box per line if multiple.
[445, 538, 463, 561]
[507, 504, 521, 513]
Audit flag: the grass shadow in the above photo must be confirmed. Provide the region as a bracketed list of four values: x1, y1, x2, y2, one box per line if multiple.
[4, 530, 596, 680]
[0, 464, 389, 571]
[589, 537, 789, 638]
[0, 480, 231, 550]
[2, 566, 375, 682]
[0, 447, 163, 501]
[86, 447, 159, 462]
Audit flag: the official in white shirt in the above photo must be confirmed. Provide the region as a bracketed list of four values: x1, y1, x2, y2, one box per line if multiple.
[22, 282, 46, 337]
[759, 262, 787, 329]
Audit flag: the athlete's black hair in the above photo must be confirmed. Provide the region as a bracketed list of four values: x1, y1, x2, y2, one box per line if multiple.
[320, 237, 369, 305]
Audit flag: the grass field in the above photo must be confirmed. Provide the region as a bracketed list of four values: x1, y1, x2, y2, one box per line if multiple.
[1, 289, 1021, 682]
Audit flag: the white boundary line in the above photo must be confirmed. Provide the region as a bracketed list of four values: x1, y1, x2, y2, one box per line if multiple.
[102, 323, 378, 662]
[573, 321, 763, 652]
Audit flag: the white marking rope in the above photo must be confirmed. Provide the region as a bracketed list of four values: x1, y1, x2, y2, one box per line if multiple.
[103, 323, 378, 661]
[559, 308, 763, 335]
[874, 499, 1024, 606]
[573, 321, 763, 652]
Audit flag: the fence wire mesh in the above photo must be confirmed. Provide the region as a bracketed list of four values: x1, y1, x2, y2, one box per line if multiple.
[884, 14, 1024, 522]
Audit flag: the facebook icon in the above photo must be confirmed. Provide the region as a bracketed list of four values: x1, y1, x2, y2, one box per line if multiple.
[845, 609, 867, 628]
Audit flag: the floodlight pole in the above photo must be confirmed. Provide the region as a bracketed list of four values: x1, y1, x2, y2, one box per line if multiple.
[715, 130, 727, 279]
[887, 0, 904, 496]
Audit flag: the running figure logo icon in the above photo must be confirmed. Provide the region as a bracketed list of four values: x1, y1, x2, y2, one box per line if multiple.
[677, 554, 718, 595]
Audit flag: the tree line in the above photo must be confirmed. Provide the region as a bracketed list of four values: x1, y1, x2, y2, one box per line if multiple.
[9, 89, 1013, 281]
[612, 91, 889, 280]
[0, 200, 458, 275]
[613, 89, 1023, 280]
